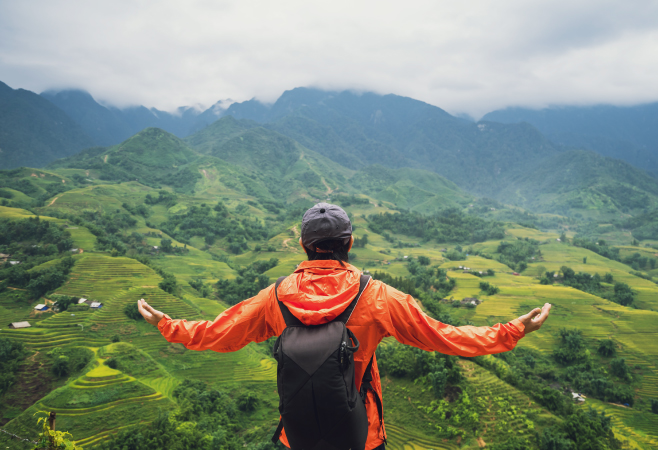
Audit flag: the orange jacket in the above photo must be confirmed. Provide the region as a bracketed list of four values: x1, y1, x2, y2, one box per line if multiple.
[157, 260, 526, 450]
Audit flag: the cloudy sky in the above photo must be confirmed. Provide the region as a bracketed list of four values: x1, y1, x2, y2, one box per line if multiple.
[1, 0, 657, 118]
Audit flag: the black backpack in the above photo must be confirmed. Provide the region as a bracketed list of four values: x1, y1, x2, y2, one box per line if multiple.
[271, 274, 373, 450]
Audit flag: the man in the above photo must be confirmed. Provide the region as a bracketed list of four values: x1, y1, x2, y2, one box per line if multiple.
[138, 202, 551, 450]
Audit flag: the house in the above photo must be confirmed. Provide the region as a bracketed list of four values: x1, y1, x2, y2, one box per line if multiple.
[571, 392, 586, 403]
[34, 304, 49, 311]
[9, 321, 31, 329]
[70, 248, 79, 253]
[461, 297, 481, 306]
[78, 298, 88, 304]
[9, 261, 20, 265]
[90, 302, 103, 309]
[513, 272, 520, 276]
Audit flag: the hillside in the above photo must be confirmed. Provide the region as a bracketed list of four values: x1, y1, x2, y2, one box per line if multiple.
[0, 82, 95, 169]
[47, 128, 202, 193]
[3, 100, 658, 449]
[483, 103, 658, 175]
[225, 88, 563, 195]
[496, 150, 658, 217]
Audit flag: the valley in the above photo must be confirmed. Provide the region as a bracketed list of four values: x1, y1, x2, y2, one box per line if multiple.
[1, 88, 658, 450]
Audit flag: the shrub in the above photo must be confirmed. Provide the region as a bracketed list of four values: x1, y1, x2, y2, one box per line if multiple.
[597, 339, 616, 358]
[236, 391, 259, 412]
[124, 302, 143, 320]
[479, 281, 499, 295]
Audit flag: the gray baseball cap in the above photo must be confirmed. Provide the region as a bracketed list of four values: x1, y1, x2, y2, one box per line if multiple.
[301, 203, 352, 250]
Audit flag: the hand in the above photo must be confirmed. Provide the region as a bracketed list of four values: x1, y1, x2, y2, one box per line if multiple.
[517, 303, 552, 334]
[138, 299, 164, 327]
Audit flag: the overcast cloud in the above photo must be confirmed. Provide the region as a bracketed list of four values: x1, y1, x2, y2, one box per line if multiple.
[1, 0, 657, 118]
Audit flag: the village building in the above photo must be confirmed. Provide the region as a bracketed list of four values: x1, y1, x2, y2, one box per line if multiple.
[90, 302, 103, 309]
[9, 261, 20, 265]
[9, 321, 31, 329]
[460, 297, 481, 307]
[34, 304, 49, 311]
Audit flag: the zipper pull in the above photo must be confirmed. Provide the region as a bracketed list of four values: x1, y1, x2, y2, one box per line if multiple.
[340, 341, 347, 365]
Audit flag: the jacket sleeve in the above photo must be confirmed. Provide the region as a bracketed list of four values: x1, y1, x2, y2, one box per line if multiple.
[377, 282, 525, 356]
[157, 284, 282, 352]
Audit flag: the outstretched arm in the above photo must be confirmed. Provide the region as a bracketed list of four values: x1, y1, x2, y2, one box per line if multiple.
[136, 286, 282, 352]
[378, 283, 551, 356]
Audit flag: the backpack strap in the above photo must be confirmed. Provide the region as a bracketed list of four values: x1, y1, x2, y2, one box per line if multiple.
[274, 276, 305, 327]
[360, 355, 386, 443]
[275, 274, 371, 327]
[335, 274, 371, 324]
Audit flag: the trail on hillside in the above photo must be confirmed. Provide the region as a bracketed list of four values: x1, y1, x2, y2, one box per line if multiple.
[47, 197, 58, 206]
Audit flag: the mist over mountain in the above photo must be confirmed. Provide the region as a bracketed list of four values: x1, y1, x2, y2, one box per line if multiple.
[40, 89, 221, 146]
[483, 104, 658, 175]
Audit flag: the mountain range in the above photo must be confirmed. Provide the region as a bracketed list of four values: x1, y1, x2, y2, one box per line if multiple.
[2, 81, 658, 218]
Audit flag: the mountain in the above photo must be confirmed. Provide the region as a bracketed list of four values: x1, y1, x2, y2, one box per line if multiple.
[41, 89, 219, 146]
[217, 88, 564, 195]
[496, 149, 658, 217]
[482, 104, 658, 175]
[48, 127, 201, 192]
[0, 81, 95, 170]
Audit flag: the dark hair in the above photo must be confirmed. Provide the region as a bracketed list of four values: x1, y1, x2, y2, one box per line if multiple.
[305, 239, 350, 266]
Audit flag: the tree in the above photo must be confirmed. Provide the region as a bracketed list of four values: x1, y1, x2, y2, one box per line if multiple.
[610, 358, 632, 382]
[597, 339, 616, 358]
[583, 257, 587, 264]
[124, 302, 143, 320]
[612, 282, 634, 306]
[417, 256, 430, 266]
[159, 274, 178, 294]
[160, 238, 173, 253]
[651, 399, 658, 414]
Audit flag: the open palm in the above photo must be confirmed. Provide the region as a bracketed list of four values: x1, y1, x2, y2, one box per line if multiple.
[137, 299, 164, 326]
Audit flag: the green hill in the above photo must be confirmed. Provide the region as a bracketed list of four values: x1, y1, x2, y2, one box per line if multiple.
[48, 128, 202, 193]
[496, 150, 658, 217]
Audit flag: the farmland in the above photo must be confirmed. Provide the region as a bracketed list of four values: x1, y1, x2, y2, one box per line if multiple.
[1, 160, 658, 449]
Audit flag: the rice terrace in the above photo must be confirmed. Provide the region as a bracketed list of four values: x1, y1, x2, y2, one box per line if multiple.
[2, 83, 658, 450]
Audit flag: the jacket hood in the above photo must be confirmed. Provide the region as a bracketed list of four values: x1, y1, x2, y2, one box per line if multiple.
[277, 260, 362, 326]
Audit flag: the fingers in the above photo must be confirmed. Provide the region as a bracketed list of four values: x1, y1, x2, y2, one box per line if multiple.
[535, 303, 552, 324]
[521, 307, 541, 321]
[137, 299, 150, 318]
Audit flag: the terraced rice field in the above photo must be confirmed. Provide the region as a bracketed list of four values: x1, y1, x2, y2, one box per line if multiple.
[588, 399, 658, 450]
[385, 423, 459, 450]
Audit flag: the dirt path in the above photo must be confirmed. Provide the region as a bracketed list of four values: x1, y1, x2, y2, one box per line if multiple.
[47, 197, 58, 207]
[103, 155, 108, 163]
[321, 177, 333, 197]
[477, 437, 487, 448]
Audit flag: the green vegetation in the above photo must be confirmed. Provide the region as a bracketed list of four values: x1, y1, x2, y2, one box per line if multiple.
[2, 110, 658, 449]
[216, 259, 278, 305]
[368, 209, 506, 244]
[0, 338, 26, 395]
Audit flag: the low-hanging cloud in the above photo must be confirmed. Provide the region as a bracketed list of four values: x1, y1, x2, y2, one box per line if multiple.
[1, 0, 657, 118]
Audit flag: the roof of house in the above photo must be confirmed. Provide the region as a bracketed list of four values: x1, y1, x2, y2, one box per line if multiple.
[90, 302, 102, 308]
[9, 321, 31, 328]
[78, 298, 87, 304]
[35, 304, 48, 310]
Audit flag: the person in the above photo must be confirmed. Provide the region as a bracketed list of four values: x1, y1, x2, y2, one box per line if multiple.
[138, 202, 551, 450]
